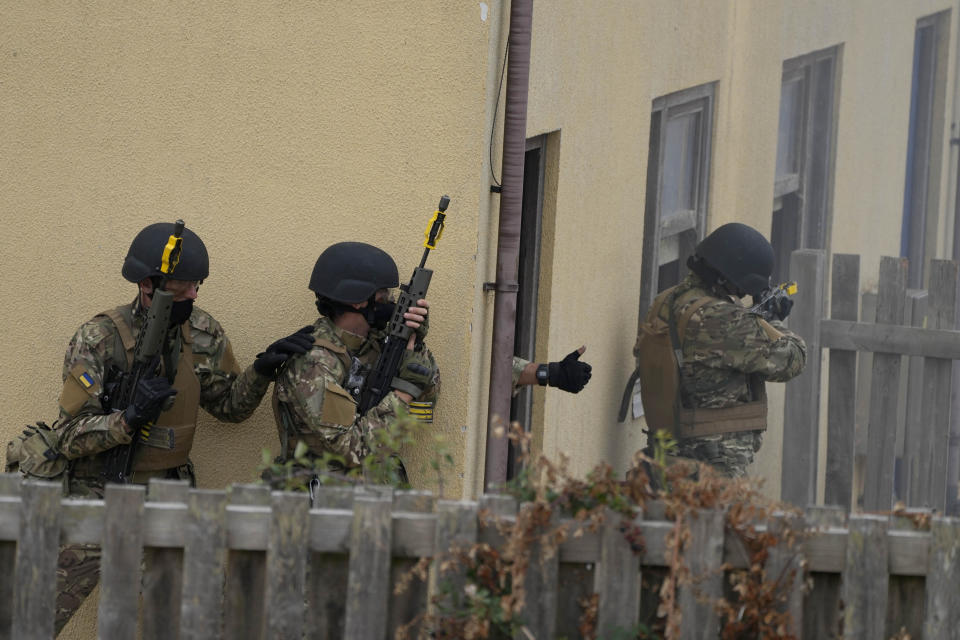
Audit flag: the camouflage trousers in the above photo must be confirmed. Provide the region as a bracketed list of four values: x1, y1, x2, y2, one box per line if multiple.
[674, 430, 764, 478]
[55, 543, 101, 635]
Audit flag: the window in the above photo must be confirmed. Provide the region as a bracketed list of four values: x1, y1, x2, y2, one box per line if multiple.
[771, 46, 840, 284]
[638, 83, 715, 317]
[903, 11, 949, 288]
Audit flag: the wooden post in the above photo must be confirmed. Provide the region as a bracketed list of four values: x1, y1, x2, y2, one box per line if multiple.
[885, 511, 928, 637]
[517, 501, 560, 640]
[264, 491, 310, 640]
[841, 514, 889, 639]
[143, 479, 189, 640]
[12, 480, 61, 640]
[428, 500, 479, 616]
[853, 291, 877, 508]
[344, 491, 394, 640]
[224, 484, 270, 640]
[307, 486, 353, 640]
[917, 260, 958, 509]
[825, 254, 859, 508]
[923, 516, 960, 639]
[595, 507, 641, 637]
[894, 289, 930, 506]
[897, 289, 927, 502]
[765, 512, 804, 637]
[97, 484, 145, 639]
[864, 257, 908, 510]
[781, 249, 826, 506]
[802, 506, 847, 640]
[179, 489, 227, 640]
[0, 474, 22, 639]
[678, 508, 725, 640]
[388, 490, 438, 639]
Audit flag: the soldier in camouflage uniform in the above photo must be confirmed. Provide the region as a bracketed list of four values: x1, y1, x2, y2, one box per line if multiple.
[53, 221, 313, 634]
[273, 241, 440, 477]
[642, 223, 806, 477]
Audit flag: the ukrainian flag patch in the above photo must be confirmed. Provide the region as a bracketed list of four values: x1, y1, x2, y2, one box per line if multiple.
[408, 401, 434, 423]
[78, 372, 95, 389]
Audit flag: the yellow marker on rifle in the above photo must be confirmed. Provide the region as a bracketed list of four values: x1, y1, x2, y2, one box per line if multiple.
[423, 195, 451, 250]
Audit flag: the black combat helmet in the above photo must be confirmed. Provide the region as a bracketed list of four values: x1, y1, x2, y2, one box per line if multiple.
[694, 223, 774, 297]
[121, 222, 209, 283]
[309, 241, 399, 304]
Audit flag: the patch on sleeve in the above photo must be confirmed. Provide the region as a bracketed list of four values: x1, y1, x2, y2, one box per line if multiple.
[60, 362, 102, 416]
[408, 401, 434, 423]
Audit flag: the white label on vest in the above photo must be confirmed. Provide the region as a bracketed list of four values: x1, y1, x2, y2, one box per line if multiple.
[631, 377, 645, 419]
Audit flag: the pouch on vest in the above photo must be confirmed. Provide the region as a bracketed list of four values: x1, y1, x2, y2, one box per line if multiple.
[5, 421, 69, 479]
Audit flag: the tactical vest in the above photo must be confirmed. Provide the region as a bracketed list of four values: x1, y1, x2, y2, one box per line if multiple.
[71, 305, 201, 477]
[272, 333, 357, 460]
[636, 288, 767, 440]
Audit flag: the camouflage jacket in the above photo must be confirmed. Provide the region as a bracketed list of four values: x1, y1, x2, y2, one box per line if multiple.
[57, 298, 269, 484]
[656, 273, 807, 409]
[511, 356, 529, 392]
[274, 315, 439, 468]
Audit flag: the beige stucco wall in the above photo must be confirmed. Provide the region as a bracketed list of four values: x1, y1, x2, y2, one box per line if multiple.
[3, 0, 960, 636]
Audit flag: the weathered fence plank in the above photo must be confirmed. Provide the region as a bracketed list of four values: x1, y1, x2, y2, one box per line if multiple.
[388, 491, 437, 639]
[886, 512, 928, 638]
[0, 474, 22, 640]
[224, 484, 270, 640]
[923, 516, 960, 639]
[12, 480, 61, 640]
[825, 253, 859, 508]
[143, 479, 188, 640]
[97, 484, 145, 640]
[595, 507, 641, 637]
[853, 291, 877, 508]
[264, 491, 309, 640]
[782, 249, 826, 506]
[180, 489, 227, 640]
[897, 289, 926, 501]
[917, 260, 958, 509]
[864, 257, 908, 511]
[802, 506, 846, 640]
[517, 501, 559, 640]
[766, 512, 804, 637]
[307, 486, 353, 640]
[344, 491, 394, 640]
[841, 514, 889, 640]
[429, 500, 479, 619]
[820, 320, 960, 359]
[679, 508, 725, 640]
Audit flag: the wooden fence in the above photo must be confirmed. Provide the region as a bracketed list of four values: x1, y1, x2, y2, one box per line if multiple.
[2, 475, 960, 640]
[780, 251, 960, 513]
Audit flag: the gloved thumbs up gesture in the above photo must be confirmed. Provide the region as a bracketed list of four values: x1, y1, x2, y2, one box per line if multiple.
[548, 346, 592, 393]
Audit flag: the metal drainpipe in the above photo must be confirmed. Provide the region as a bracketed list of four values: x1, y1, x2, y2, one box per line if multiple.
[483, 0, 534, 492]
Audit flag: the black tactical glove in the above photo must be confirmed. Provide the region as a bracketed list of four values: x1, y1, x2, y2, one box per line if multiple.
[254, 326, 315, 378]
[759, 295, 794, 321]
[123, 373, 178, 432]
[547, 348, 592, 393]
[771, 296, 794, 321]
[391, 347, 438, 398]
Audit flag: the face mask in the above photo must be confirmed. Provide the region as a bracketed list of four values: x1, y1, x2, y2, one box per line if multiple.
[370, 301, 395, 331]
[169, 299, 194, 327]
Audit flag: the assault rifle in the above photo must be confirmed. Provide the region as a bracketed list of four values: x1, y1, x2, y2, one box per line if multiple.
[357, 196, 450, 414]
[101, 220, 185, 484]
[748, 281, 798, 321]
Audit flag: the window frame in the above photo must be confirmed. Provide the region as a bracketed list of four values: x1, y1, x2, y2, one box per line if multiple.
[638, 82, 716, 321]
